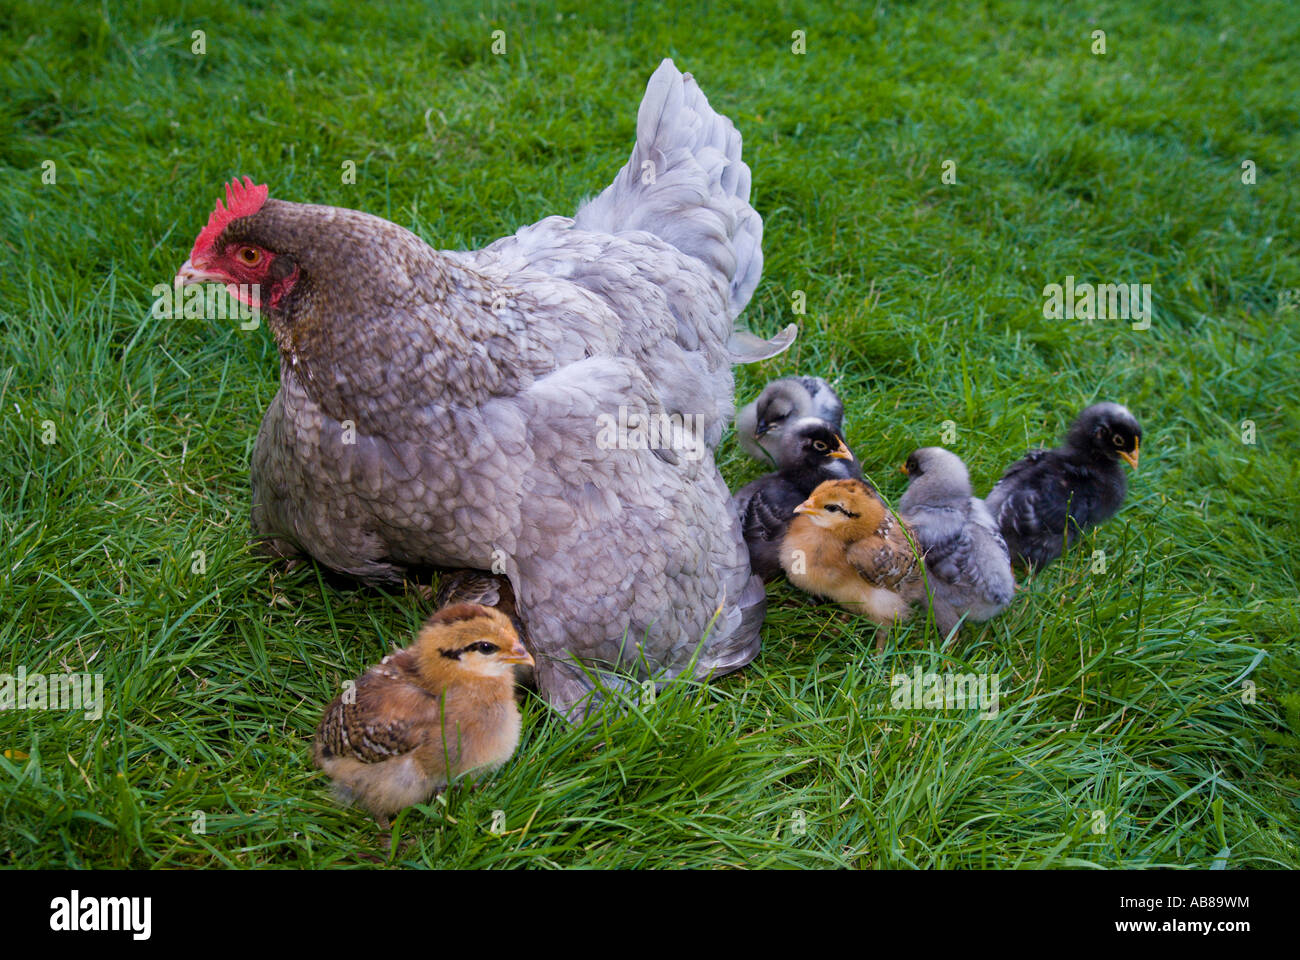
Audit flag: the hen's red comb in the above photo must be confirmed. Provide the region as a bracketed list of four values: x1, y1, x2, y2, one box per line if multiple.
[190, 176, 269, 260]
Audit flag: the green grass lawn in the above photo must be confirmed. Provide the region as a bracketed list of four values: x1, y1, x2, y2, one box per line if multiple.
[1, 0, 1297, 868]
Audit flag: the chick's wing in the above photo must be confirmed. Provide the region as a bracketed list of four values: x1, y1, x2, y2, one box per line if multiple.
[846, 525, 919, 589]
[317, 659, 447, 765]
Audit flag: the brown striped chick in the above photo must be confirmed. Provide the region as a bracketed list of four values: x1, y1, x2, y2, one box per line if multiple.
[780, 479, 925, 636]
[314, 603, 533, 828]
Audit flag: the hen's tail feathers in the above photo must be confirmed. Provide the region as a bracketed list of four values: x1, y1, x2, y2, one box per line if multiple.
[698, 573, 766, 675]
[574, 58, 765, 321]
[727, 323, 798, 363]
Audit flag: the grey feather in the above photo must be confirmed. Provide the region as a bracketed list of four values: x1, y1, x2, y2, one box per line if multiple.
[575, 59, 763, 319]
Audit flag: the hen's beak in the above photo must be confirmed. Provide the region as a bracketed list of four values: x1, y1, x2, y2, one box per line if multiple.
[1119, 440, 1140, 471]
[829, 437, 853, 461]
[501, 643, 534, 666]
[175, 258, 224, 287]
[793, 498, 815, 516]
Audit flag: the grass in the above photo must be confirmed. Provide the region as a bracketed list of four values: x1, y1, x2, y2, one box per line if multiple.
[1, 0, 1297, 868]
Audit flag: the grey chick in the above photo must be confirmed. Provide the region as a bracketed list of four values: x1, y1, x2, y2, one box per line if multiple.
[736, 376, 845, 464]
[900, 447, 1016, 636]
[984, 403, 1142, 570]
[732, 417, 862, 580]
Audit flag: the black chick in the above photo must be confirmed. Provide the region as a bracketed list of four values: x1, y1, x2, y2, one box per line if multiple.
[731, 417, 863, 580]
[984, 402, 1142, 569]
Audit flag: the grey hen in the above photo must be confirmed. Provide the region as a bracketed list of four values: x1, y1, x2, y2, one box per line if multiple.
[736, 376, 845, 464]
[900, 447, 1016, 635]
[175, 60, 794, 719]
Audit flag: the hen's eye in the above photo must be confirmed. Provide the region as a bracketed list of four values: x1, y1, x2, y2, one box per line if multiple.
[813, 440, 828, 452]
[237, 247, 262, 265]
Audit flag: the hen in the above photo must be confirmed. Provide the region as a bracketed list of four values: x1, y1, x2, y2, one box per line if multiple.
[176, 61, 793, 718]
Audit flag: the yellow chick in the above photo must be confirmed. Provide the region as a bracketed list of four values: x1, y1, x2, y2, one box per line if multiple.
[314, 603, 534, 828]
[780, 478, 925, 630]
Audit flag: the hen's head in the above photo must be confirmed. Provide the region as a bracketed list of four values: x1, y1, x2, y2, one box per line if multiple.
[176, 177, 431, 329]
[175, 178, 302, 313]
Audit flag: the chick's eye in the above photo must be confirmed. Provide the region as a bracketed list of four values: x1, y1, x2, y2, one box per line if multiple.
[237, 246, 262, 265]
[813, 441, 828, 452]
[474, 642, 499, 655]
[1112, 433, 1124, 446]
[825, 504, 841, 513]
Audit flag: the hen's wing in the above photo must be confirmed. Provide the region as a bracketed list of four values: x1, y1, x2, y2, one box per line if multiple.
[454, 218, 736, 448]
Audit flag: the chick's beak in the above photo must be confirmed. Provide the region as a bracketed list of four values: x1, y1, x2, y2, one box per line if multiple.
[829, 437, 853, 461]
[502, 643, 534, 666]
[754, 421, 770, 438]
[1119, 440, 1140, 471]
[899, 462, 909, 475]
[175, 258, 224, 287]
[793, 498, 815, 516]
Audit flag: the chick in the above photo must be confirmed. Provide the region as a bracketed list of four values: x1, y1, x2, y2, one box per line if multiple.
[314, 603, 533, 828]
[736, 376, 845, 464]
[900, 447, 1016, 635]
[984, 403, 1143, 569]
[732, 418, 861, 580]
[434, 569, 533, 690]
[780, 478, 924, 629]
